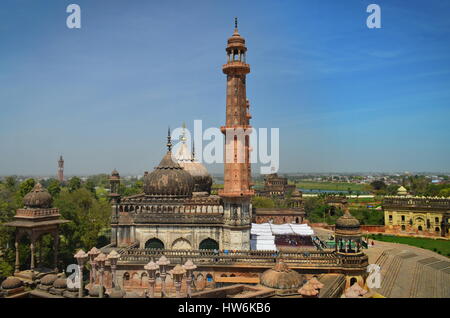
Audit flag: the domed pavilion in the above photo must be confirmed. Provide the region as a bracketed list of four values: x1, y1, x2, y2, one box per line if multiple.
[334, 203, 363, 254]
[4, 183, 69, 280]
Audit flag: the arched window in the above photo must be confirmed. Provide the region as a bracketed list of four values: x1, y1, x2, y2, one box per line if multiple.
[401, 225, 405, 231]
[145, 238, 164, 249]
[171, 238, 192, 250]
[123, 272, 130, 281]
[199, 238, 219, 250]
[435, 227, 440, 232]
[418, 225, 423, 231]
[206, 274, 213, 282]
[350, 277, 357, 286]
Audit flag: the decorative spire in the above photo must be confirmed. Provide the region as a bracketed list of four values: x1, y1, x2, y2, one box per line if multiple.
[235, 17, 238, 30]
[180, 122, 187, 143]
[167, 127, 172, 152]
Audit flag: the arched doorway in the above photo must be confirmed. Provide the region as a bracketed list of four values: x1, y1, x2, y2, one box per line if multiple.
[171, 238, 192, 250]
[199, 238, 219, 250]
[145, 238, 164, 249]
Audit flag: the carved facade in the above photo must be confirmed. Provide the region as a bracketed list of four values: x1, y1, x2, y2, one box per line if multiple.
[383, 196, 450, 238]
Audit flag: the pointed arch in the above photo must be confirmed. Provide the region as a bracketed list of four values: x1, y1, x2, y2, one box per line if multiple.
[199, 238, 219, 250]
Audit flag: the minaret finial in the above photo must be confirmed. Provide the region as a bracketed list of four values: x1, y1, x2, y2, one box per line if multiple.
[235, 17, 238, 30]
[167, 126, 172, 152]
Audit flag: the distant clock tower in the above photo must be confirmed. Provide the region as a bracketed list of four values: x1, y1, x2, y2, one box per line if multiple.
[57, 155, 64, 183]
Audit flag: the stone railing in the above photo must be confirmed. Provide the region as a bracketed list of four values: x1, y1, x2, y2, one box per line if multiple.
[383, 196, 450, 210]
[15, 208, 60, 218]
[116, 248, 367, 269]
[131, 213, 224, 224]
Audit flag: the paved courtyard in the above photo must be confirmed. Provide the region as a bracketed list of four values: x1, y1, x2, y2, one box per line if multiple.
[313, 227, 450, 298]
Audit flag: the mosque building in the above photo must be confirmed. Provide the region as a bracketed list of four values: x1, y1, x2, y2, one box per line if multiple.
[109, 19, 254, 251]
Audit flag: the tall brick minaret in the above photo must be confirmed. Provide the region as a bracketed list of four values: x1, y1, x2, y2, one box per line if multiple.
[219, 19, 254, 250]
[57, 155, 64, 182]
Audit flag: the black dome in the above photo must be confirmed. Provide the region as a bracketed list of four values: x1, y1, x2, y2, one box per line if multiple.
[143, 151, 194, 197]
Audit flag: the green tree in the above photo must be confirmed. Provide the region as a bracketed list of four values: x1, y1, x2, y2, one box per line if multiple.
[19, 178, 35, 197]
[439, 188, 450, 197]
[47, 179, 61, 198]
[4, 176, 17, 191]
[386, 184, 399, 195]
[83, 179, 96, 196]
[0, 182, 19, 280]
[251, 196, 275, 208]
[53, 188, 111, 266]
[68, 177, 82, 193]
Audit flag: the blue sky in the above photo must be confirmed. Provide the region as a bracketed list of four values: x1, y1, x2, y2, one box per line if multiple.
[0, 0, 449, 175]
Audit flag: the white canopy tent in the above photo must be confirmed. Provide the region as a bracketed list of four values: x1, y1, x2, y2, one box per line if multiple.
[250, 223, 315, 251]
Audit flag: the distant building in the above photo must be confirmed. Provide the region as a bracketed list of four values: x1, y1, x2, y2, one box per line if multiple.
[383, 196, 450, 238]
[256, 173, 296, 198]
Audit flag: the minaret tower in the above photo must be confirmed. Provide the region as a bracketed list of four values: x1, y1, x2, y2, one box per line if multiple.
[57, 155, 64, 183]
[219, 19, 254, 250]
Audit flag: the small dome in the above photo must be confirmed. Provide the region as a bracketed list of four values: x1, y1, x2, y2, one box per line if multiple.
[110, 169, 120, 179]
[175, 138, 213, 193]
[260, 260, 304, 290]
[53, 277, 67, 289]
[89, 285, 106, 297]
[291, 189, 303, 198]
[1, 277, 22, 290]
[40, 274, 58, 286]
[298, 282, 319, 297]
[397, 186, 408, 195]
[109, 286, 126, 298]
[179, 162, 213, 193]
[144, 151, 194, 197]
[23, 183, 52, 208]
[336, 209, 360, 231]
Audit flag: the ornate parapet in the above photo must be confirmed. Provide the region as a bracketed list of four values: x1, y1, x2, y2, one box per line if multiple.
[15, 208, 60, 219]
[115, 248, 368, 273]
[132, 213, 224, 224]
[383, 196, 450, 211]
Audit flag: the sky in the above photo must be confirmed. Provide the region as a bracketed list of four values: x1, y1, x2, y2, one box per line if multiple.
[0, 0, 449, 176]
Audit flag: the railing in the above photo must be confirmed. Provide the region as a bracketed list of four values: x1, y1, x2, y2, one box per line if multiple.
[116, 248, 367, 269]
[383, 196, 450, 209]
[15, 208, 60, 218]
[131, 214, 224, 224]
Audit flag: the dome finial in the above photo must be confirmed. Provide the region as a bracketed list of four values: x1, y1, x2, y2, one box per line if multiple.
[167, 126, 172, 152]
[234, 17, 238, 31]
[180, 122, 187, 143]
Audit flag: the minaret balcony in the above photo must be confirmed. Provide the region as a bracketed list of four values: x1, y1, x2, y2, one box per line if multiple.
[222, 62, 250, 75]
[219, 189, 254, 198]
[220, 125, 253, 134]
